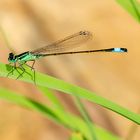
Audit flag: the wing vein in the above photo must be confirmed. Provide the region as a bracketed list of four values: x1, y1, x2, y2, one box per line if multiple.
[31, 31, 93, 54]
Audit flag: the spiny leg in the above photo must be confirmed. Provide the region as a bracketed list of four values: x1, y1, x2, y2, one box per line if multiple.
[24, 60, 36, 83]
[31, 60, 35, 71]
[7, 63, 15, 77]
[7, 61, 35, 81]
[16, 63, 26, 79]
[17, 62, 33, 80]
[24, 60, 35, 70]
[7, 61, 36, 83]
[7, 62, 21, 77]
[29, 60, 36, 84]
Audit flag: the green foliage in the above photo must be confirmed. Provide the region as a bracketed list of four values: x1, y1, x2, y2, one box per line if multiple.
[0, 87, 120, 140]
[116, 0, 140, 22]
[1, 1, 140, 139]
[1, 62, 140, 125]
[39, 87, 97, 140]
[70, 132, 87, 140]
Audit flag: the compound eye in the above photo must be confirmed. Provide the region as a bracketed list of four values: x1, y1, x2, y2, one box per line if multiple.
[9, 53, 13, 56]
[8, 53, 14, 60]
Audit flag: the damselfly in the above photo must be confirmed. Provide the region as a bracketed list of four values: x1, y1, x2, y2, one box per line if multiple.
[7, 31, 127, 80]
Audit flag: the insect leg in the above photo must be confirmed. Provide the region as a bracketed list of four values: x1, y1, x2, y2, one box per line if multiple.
[18, 62, 34, 81]
[7, 62, 18, 76]
[24, 60, 36, 83]
[16, 63, 26, 79]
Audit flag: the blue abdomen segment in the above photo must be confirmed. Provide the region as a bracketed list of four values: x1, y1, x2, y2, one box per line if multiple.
[111, 48, 127, 53]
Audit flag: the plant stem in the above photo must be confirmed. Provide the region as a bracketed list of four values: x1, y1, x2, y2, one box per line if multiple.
[73, 95, 97, 140]
[125, 108, 140, 140]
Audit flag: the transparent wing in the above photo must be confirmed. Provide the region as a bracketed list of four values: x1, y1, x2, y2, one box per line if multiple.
[31, 31, 93, 54]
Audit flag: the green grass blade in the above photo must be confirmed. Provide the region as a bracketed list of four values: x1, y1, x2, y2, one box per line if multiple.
[39, 87, 97, 140]
[70, 132, 86, 140]
[39, 87, 98, 140]
[116, 0, 140, 22]
[1, 62, 140, 124]
[0, 87, 120, 140]
[73, 96, 97, 140]
[67, 112, 120, 140]
[0, 87, 66, 125]
[39, 86, 65, 111]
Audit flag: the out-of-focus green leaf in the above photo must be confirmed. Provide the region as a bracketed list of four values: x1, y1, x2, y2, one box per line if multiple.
[116, 0, 140, 22]
[70, 132, 86, 140]
[1, 62, 140, 124]
[39, 86, 65, 111]
[0, 87, 120, 140]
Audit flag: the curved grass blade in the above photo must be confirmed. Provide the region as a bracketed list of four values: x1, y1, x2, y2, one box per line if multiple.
[0, 87, 120, 140]
[116, 0, 140, 22]
[70, 131, 87, 140]
[39, 86, 65, 111]
[1, 62, 140, 124]
[39, 86, 97, 140]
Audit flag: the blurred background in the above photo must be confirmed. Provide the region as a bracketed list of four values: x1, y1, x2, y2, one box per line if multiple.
[0, 0, 140, 140]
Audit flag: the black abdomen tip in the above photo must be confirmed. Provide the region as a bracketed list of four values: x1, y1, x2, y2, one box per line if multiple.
[121, 48, 128, 52]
